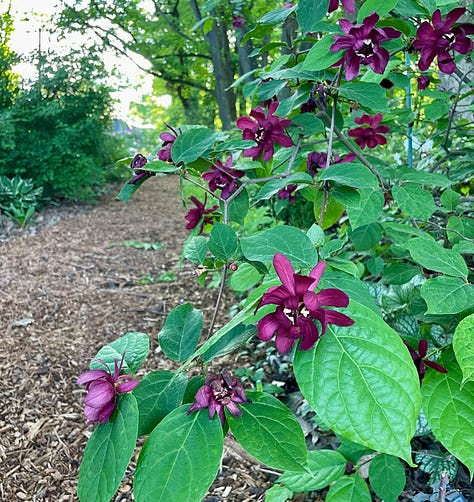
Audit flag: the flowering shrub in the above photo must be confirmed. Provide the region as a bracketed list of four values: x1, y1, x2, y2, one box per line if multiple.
[78, 2, 474, 501]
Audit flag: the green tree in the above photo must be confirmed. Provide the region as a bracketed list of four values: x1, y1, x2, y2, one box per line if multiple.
[0, 5, 20, 110]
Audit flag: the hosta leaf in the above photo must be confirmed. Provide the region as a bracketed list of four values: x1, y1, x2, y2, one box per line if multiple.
[453, 314, 474, 385]
[158, 303, 203, 361]
[422, 349, 474, 478]
[92, 332, 149, 374]
[326, 474, 371, 502]
[241, 225, 318, 269]
[133, 371, 188, 436]
[78, 394, 138, 502]
[134, 406, 223, 502]
[279, 449, 346, 492]
[421, 277, 474, 314]
[294, 300, 421, 464]
[369, 454, 406, 502]
[406, 236, 468, 278]
[227, 391, 307, 471]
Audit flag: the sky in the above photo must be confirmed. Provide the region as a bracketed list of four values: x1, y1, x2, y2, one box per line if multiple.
[5, 0, 159, 123]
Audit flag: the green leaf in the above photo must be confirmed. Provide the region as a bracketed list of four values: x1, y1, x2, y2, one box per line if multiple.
[320, 163, 379, 189]
[326, 474, 371, 502]
[294, 301, 421, 464]
[397, 167, 451, 187]
[453, 314, 474, 385]
[440, 189, 461, 211]
[414, 450, 458, 485]
[78, 394, 138, 502]
[202, 324, 257, 362]
[138, 159, 179, 174]
[382, 221, 424, 244]
[406, 237, 468, 278]
[227, 391, 307, 471]
[229, 262, 264, 292]
[382, 263, 421, 285]
[296, 0, 329, 34]
[348, 223, 382, 251]
[116, 176, 149, 202]
[302, 34, 343, 71]
[357, 0, 399, 22]
[312, 191, 345, 230]
[265, 484, 294, 502]
[91, 332, 150, 374]
[134, 406, 223, 502]
[339, 83, 387, 111]
[260, 5, 297, 25]
[158, 304, 203, 361]
[279, 449, 346, 492]
[183, 235, 208, 264]
[369, 454, 406, 502]
[307, 223, 325, 246]
[133, 371, 188, 436]
[422, 349, 474, 478]
[333, 187, 384, 229]
[171, 127, 222, 164]
[241, 225, 318, 269]
[392, 183, 436, 219]
[255, 173, 313, 201]
[208, 222, 238, 261]
[226, 188, 249, 225]
[447, 216, 474, 245]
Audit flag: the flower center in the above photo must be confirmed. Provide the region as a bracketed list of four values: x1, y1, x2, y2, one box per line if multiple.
[442, 32, 455, 48]
[355, 39, 374, 58]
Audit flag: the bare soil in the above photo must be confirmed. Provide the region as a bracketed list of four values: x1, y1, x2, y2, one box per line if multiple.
[0, 176, 272, 501]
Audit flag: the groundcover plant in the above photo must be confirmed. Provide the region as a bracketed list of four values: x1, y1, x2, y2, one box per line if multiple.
[76, 1, 474, 500]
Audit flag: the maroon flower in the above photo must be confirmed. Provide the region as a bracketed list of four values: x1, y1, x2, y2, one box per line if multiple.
[157, 129, 178, 162]
[184, 195, 219, 233]
[187, 372, 251, 426]
[413, 8, 474, 74]
[236, 102, 293, 161]
[417, 75, 431, 91]
[129, 153, 155, 185]
[232, 16, 245, 29]
[330, 13, 402, 81]
[348, 113, 389, 149]
[77, 356, 139, 424]
[306, 151, 355, 176]
[403, 339, 448, 384]
[256, 254, 354, 353]
[278, 184, 298, 203]
[328, 0, 355, 14]
[202, 156, 244, 200]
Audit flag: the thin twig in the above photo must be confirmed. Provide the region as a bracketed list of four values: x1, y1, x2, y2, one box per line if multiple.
[437, 470, 449, 502]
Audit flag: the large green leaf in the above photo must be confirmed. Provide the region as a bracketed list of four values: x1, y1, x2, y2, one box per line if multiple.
[78, 394, 138, 502]
[278, 449, 346, 492]
[320, 163, 379, 189]
[183, 235, 208, 264]
[229, 262, 264, 292]
[134, 406, 223, 502]
[453, 314, 474, 385]
[133, 370, 188, 436]
[255, 173, 313, 201]
[422, 350, 474, 477]
[171, 127, 223, 164]
[91, 332, 150, 374]
[158, 303, 203, 361]
[326, 474, 371, 502]
[116, 176, 149, 202]
[357, 0, 399, 22]
[208, 222, 238, 261]
[333, 187, 384, 229]
[302, 34, 343, 71]
[369, 454, 406, 502]
[227, 391, 307, 471]
[240, 225, 318, 269]
[202, 324, 257, 362]
[339, 83, 387, 111]
[296, 0, 329, 34]
[294, 301, 421, 464]
[406, 237, 468, 278]
[392, 183, 436, 219]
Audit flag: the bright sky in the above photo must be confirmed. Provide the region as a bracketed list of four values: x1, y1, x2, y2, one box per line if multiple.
[5, 0, 160, 123]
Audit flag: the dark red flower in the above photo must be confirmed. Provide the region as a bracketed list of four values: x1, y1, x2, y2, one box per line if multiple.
[348, 113, 389, 149]
[184, 195, 219, 233]
[413, 8, 474, 74]
[256, 254, 354, 353]
[328, 0, 355, 14]
[278, 184, 298, 203]
[202, 156, 244, 200]
[403, 339, 448, 384]
[330, 13, 401, 81]
[417, 75, 431, 90]
[77, 356, 139, 424]
[157, 130, 177, 162]
[232, 16, 245, 29]
[236, 102, 293, 161]
[187, 372, 250, 426]
[306, 151, 355, 176]
[129, 153, 155, 185]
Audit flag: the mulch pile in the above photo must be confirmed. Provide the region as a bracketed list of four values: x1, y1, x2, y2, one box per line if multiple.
[0, 176, 272, 501]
